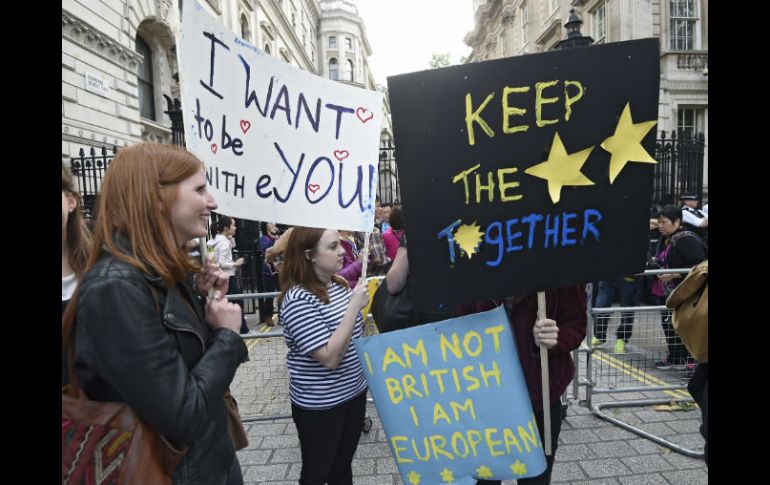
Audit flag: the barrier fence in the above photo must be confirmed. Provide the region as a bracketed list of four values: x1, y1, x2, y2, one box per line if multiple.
[227, 271, 705, 458]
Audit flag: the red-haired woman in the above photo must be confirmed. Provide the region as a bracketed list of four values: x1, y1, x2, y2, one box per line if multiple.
[63, 143, 248, 484]
[278, 227, 370, 485]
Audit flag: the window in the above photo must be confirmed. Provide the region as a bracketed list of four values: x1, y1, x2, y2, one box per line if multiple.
[670, 0, 698, 50]
[329, 35, 337, 48]
[499, 31, 507, 57]
[677, 107, 705, 138]
[240, 14, 251, 42]
[591, 1, 606, 44]
[347, 59, 354, 81]
[135, 34, 156, 121]
[345, 37, 352, 50]
[329, 58, 338, 80]
[292, 13, 296, 29]
[264, 43, 271, 55]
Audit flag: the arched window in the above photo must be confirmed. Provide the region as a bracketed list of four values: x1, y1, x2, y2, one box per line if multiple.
[241, 14, 251, 42]
[264, 43, 271, 55]
[329, 58, 338, 80]
[347, 59, 354, 82]
[135, 34, 156, 121]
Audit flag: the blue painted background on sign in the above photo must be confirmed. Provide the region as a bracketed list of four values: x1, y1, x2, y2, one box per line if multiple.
[354, 306, 546, 485]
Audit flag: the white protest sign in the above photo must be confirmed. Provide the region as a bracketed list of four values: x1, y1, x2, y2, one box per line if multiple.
[180, 1, 383, 231]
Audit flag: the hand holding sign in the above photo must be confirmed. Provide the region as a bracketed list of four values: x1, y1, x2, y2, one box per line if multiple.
[355, 307, 548, 485]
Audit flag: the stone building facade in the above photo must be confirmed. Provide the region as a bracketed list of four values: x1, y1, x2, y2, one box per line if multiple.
[62, 0, 393, 162]
[463, 0, 708, 193]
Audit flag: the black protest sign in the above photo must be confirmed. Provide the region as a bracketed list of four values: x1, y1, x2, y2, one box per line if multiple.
[388, 39, 660, 308]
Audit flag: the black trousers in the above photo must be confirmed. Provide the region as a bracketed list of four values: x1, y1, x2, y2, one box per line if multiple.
[227, 275, 248, 333]
[477, 400, 563, 485]
[291, 392, 367, 485]
[259, 272, 277, 322]
[687, 363, 708, 466]
[649, 296, 692, 364]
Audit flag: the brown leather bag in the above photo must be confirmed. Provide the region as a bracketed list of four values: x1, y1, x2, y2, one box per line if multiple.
[62, 385, 187, 484]
[666, 260, 708, 363]
[224, 390, 249, 450]
[62, 299, 187, 485]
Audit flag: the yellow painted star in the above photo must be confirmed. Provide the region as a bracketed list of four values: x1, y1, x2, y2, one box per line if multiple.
[476, 465, 494, 479]
[600, 102, 658, 183]
[439, 468, 454, 483]
[524, 132, 595, 204]
[454, 221, 485, 258]
[407, 470, 421, 485]
[511, 459, 528, 475]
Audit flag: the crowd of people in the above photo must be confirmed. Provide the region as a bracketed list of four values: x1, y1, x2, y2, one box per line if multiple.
[62, 143, 708, 484]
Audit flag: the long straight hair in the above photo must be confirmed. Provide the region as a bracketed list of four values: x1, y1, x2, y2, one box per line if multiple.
[62, 163, 92, 277]
[86, 143, 205, 286]
[63, 144, 206, 347]
[278, 227, 347, 305]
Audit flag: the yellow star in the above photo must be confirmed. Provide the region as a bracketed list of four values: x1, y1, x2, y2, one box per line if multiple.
[600, 102, 658, 183]
[510, 459, 528, 475]
[476, 465, 494, 479]
[524, 132, 595, 204]
[439, 468, 454, 483]
[454, 221, 485, 258]
[407, 470, 421, 485]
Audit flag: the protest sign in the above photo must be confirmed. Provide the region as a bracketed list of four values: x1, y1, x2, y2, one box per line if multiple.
[355, 306, 547, 484]
[180, 1, 383, 230]
[388, 39, 660, 307]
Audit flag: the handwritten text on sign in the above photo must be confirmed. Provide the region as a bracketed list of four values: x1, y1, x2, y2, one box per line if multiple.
[180, 1, 383, 230]
[354, 307, 546, 485]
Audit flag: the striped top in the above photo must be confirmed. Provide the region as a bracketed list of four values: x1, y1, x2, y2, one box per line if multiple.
[280, 282, 367, 410]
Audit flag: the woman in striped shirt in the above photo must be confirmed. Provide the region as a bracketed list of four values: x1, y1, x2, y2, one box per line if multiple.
[278, 227, 370, 485]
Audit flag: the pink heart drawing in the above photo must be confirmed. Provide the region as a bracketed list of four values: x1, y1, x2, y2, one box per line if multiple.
[240, 119, 251, 133]
[308, 184, 321, 194]
[333, 150, 350, 161]
[356, 107, 374, 123]
[210, 143, 218, 154]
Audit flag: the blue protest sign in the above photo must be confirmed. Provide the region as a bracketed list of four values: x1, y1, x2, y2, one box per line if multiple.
[354, 306, 547, 485]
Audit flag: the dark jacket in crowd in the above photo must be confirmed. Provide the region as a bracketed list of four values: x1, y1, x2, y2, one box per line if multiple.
[510, 286, 587, 411]
[72, 243, 248, 485]
[458, 285, 587, 412]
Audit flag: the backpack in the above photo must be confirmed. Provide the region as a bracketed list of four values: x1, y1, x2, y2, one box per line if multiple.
[666, 260, 708, 363]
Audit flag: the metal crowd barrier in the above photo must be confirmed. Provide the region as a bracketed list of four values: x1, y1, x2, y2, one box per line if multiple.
[226, 277, 385, 423]
[575, 268, 705, 459]
[227, 272, 706, 459]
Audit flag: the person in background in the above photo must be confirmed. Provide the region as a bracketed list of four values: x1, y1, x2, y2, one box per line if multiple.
[211, 216, 249, 334]
[467, 287, 587, 485]
[679, 194, 708, 245]
[338, 230, 364, 289]
[63, 143, 247, 484]
[651, 205, 707, 371]
[354, 231, 390, 277]
[382, 205, 404, 262]
[379, 203, 392, 234]
[591, 276, 637, 354]
[62, 163, 92, 385]
[278, 227, 369, 485]
[259, 222, 280, 326]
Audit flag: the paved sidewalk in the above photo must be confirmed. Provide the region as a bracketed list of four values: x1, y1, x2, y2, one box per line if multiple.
[236, 398, 706, 484]
[233, 317, 707, 485]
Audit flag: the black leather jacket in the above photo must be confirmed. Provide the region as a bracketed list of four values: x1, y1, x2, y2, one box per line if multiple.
[73, 247, 248, 484]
